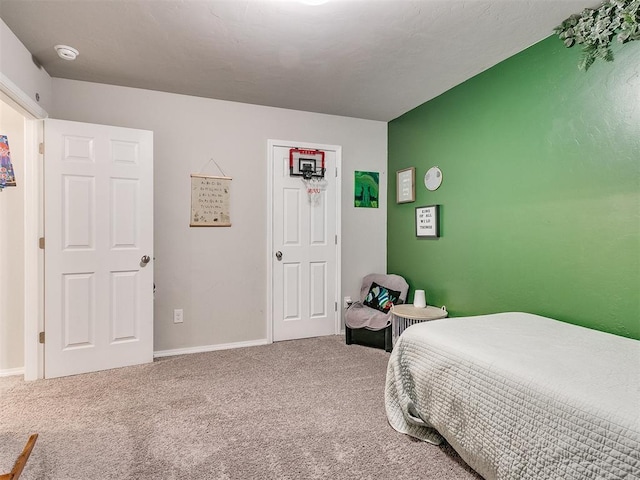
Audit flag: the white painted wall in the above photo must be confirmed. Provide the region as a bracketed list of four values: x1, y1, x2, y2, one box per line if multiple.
[0, 99, 25, 371]
[51, 79, 387, 352]
[0, 18, 52, 114]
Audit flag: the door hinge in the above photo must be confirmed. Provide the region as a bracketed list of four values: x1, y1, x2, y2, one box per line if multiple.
[335, 167, 337, 177]
[39, 142, 44, 155]
[335, 234, 337, 245]
[39, 237, 45, 249]
[335, 302, 338, 312]
[39, 332, 45, 344]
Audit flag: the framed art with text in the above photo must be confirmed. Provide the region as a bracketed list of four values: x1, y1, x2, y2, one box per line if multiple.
[415, 205, 439, 238]
[396, 167, 415, 203]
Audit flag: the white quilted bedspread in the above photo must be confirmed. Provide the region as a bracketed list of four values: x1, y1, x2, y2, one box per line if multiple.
[385, 312, 640, 480]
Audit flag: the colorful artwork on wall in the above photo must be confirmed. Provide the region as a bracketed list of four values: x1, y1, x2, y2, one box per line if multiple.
[0, 135, 16, 190]
[354, 171, 379, 208]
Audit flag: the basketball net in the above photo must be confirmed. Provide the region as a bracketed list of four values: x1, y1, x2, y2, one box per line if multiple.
[301, 177, 328, 206]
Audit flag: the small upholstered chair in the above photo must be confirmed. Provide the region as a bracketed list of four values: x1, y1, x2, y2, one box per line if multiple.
[344, 273, 409, 352]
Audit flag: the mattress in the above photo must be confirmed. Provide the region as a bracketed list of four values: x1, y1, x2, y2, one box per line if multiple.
[385, 312, 640, 479]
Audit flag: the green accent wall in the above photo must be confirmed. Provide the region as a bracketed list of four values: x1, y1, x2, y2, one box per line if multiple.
[387, 36, 640, 339]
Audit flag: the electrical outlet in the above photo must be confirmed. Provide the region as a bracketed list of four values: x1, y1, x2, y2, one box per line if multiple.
[173, 309, 183, 324]
[343, 296, 352, 308]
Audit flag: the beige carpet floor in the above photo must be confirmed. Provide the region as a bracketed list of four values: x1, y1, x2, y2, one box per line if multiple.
[0, 335, 482, 479]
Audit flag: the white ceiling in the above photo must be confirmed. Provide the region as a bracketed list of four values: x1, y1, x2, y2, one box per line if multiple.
[0, 0, 593, 121]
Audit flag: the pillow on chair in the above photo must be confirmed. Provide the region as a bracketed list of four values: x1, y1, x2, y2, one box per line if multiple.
[363, 282, 401, 313]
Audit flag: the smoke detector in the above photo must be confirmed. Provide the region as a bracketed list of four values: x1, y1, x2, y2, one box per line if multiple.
[54, 45, 79, 61]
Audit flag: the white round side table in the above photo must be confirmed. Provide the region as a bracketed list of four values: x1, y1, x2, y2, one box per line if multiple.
[391, 304, 448, 346]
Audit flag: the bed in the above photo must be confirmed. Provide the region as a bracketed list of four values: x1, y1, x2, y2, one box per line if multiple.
[385, 312, 640, 480]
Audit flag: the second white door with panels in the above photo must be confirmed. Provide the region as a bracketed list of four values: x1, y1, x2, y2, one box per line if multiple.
[272, 144, 338, 341]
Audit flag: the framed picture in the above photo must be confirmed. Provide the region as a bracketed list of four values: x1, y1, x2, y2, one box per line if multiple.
[415, 205, 439, 238]
[396, 167, 415, 203]
[354, 171, 379, 208]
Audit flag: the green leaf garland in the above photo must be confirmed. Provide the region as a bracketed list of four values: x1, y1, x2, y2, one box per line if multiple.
[555, 0, 640, 70]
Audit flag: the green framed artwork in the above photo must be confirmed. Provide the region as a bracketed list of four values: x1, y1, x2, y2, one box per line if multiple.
[354, 171, 379, 208]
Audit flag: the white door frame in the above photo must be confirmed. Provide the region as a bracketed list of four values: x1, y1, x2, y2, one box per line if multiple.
[266, 139, 342, 344]
[23, 117, 44, 380]
[0, 73, 47, 380]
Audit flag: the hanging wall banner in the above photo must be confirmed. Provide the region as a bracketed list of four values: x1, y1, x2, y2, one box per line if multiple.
[190, 174, 232, 227]
[0, 135, 16, 190]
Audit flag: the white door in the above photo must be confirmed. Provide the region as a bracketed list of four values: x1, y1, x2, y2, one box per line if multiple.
[44, 119, 153, 378]
[271, 144, 339, 341]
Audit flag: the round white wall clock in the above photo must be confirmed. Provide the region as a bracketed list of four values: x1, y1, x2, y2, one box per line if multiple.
[424, 166, 443, 191]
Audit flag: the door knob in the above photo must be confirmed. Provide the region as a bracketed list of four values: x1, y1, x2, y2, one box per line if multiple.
[275, 251, 283, 261]
[141, 255, 151, 266]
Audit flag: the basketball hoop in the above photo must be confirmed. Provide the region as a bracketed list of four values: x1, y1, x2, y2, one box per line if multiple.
[289, 148, 325, 179]
[301, 176, 328, 206]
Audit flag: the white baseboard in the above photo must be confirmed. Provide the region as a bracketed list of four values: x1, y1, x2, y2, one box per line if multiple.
[0, 367, 24, 378]
[2, 341, 270, 375]
[154, 338, 269, 358]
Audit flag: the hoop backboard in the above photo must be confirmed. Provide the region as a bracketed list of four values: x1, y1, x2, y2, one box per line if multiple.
[289, 148, 325, 179]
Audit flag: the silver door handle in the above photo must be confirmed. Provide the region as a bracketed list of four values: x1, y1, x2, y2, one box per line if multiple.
[141, 255, 151, 266]
[275, 251, 283, 261]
